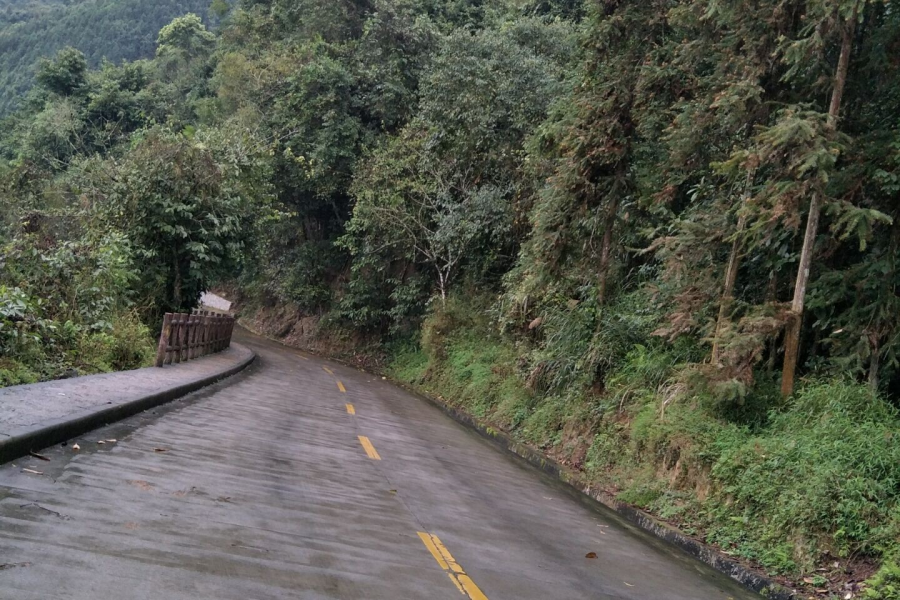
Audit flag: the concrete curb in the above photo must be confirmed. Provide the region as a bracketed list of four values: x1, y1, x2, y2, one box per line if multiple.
[408, 385, 795, 600]
[0, 344, 255, 465]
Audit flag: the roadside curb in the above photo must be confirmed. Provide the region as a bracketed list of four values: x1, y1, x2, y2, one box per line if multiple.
[234, 316, 793, 599]
[0, 344, 255, 465]
[406, 384, 795, 600]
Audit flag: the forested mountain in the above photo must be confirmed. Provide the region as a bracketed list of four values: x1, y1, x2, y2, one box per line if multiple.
[2, 0, 900, 596]
[0, 0, 212, 114]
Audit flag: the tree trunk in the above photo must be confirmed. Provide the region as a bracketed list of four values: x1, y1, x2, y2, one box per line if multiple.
[781, 193, 821, 396]
[436, 267, 447, 307]
[173, 256, 183, 310]
[597, 195, 619, 307]
[712, 169, 754, 364]
[711, 213, 747, 364]
[598, 162, 626, 307]
[868, 335, 880, 391]
[781, 4, 858, 397]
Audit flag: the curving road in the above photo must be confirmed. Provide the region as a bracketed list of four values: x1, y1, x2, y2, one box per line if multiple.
[0, 329, 758, 600]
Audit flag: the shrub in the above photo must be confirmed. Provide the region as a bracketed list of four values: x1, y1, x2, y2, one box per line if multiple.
[709, 379, 900, 570]
[866, 558, 900, 600]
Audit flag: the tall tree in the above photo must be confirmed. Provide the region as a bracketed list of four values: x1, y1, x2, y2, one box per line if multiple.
[781, 0, 862, 397]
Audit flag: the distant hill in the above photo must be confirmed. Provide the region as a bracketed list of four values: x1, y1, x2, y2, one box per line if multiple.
[0, 0, 211, 115]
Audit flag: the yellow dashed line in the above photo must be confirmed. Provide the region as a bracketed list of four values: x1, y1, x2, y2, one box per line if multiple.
[358, 436, 381, 460]
[346, 403, 356, 415]
[337, 380, 346, 393]
[322, 366, 334, 375]
[417, 532, 488, 600]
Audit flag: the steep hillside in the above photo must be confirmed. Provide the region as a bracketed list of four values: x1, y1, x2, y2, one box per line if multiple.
[0, 0, 211, 114]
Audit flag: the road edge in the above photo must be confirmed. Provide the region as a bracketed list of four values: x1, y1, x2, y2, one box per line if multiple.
[235, 317, 793, 599]
[403, 382, 795, 600]
[0, 344, 255, 465]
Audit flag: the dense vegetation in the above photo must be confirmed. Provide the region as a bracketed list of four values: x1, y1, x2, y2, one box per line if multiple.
[2, 0, 900, 596]
[0, 0, 212, 115]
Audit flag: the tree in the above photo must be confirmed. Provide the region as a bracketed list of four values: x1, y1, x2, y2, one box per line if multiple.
[35, 47, 88, 97]
[93, 130, 247, 317]
[349, 128, 510, 304]
[781, 0, 863, 397]
[156, 13, 216, 62]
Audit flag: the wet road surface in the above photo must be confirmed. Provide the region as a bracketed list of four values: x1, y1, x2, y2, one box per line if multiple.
[0, 330, 759, 599]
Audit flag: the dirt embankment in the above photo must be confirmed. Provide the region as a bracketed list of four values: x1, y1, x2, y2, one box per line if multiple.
[226, 294, 386, 371]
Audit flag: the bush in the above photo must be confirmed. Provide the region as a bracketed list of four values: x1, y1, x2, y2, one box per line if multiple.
[866, 558, 900, 600]
[708, 379, 900, 571]
[393, 293, 533, 426]
[77, 312, 155, 372]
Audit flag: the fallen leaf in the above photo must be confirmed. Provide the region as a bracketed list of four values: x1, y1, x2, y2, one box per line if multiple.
[28, 451, 50, 462]
[153, 448, 168, 453]
[21, 469, 43, 475]
[72, 443, 80, 451]
[585, 552, 597, 559]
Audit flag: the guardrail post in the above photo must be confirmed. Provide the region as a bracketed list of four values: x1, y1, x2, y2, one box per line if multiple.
[155, 313, 173, 368]
[172, 313, 182, 364]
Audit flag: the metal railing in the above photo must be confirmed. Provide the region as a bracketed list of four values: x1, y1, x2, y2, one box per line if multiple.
[155, 311, 235, 367]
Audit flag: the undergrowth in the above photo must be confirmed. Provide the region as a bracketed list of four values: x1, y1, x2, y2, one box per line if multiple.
[389, 292, 900, 594]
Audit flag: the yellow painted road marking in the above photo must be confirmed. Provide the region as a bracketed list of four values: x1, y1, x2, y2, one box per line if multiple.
[448, 573, 466, 595]
[418, 532, 450, 570]
[337, 380, 346, 393]
[417, 532, 488, 600]
[322, 366, 334, 375]
[432, 535, 464, 574]
[346, 403, 356, 415]
[358, 436, 381, 460]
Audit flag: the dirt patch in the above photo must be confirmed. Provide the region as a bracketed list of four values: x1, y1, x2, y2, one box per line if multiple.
[233, 299, 386, 371]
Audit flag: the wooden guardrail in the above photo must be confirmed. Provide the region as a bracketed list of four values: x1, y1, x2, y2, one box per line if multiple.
[155, 311, 235, 367]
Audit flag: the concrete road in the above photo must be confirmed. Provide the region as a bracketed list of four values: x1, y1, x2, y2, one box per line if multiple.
[0, 330, 759, 600]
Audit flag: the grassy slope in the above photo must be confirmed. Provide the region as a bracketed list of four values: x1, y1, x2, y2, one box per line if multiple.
[388, 297, 900, 599]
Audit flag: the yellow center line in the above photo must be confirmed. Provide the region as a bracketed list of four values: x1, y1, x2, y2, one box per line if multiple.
[417, 532, 450, 570]
[417, 532, 488, 600]
[346, 403, 356, 415]
[448, 573, 466, 595]
[432, 535, 465, 574]
[337, 380, 346, 393]
[358, 436, 381, 460]
[322, 366, 334, 375]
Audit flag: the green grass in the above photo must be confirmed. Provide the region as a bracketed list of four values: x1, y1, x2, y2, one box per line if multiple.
[387, 293, 900, 588]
